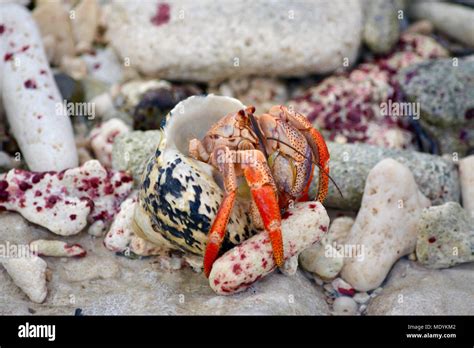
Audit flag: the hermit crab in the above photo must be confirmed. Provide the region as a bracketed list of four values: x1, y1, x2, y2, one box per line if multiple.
[134, 95, 336, 277]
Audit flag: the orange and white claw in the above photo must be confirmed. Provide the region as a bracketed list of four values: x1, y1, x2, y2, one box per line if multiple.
[203, 191, 237, 277]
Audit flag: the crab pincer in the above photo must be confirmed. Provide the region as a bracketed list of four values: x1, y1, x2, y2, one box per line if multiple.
[203, 146, 284, 277]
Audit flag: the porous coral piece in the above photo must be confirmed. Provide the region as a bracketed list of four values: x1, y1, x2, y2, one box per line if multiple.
[209, 201, 329, 295]
[0, 160, 133, 235]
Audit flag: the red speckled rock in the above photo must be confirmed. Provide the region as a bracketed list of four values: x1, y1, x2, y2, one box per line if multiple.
[29, 239, 86, 258]
[89, 118, 131, 168]
[209, 201, 330, 295]
[291, 33, 449, 149]
[0, 160, 133, 236]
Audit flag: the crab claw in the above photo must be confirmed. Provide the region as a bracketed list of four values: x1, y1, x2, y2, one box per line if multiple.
[242, 150, 284, 267]
[203, 147, 284, 277]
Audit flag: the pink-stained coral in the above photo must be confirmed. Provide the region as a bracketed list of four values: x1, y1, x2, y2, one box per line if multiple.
[209, 201, 329, 295]
[291, 33, 449, 149]
[0, 160, 133, 236]
[30, 239, 87, 258]
[104, 194, 168, 256]
[89, 118, 131, 168]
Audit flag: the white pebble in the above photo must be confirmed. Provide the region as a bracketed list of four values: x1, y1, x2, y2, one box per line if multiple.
[341, 159, 430, 291]
[1, 255, 48, 303]
[333, 296, 358, 315]
[279, 255, 298, 276]
[353, 292, 370, 304]
[459, 155, 474, 218]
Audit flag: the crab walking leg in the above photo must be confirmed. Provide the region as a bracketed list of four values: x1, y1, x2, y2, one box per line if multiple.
[283, 108, 330, 202]
[306, 127, 330, 202]
[203, 147, 238, 278]
[298, 163, 314, 202]
[242, 150, 284, 267]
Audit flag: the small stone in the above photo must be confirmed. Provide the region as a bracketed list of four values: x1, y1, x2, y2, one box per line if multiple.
[70, 0, 100, 54]
[279, 255, 298, 276]
[30, 240, 86, 258]
[0, 151, 19, 171]
[159, 255, 184, 271]
[333, 296, 358, 316]
[353, 292, 370, 304]
[416, 202, 473, 269]
[60, 56, 88, 80]
[89, 118, 131, 168]
[111, 130, 162, 184]
[299, 243, 344, 280]
[1, 255, 48, 303]
[460, 155, 474, 218]
[298, 216, 353, 280]
[340, 159, 430, 291]
[32, 0, 75, 65]
[87, 220, 106, 237]
[408, 1, 474, 47]
[328, 216, 355, 245]
[363, 0, 402, 54]
[132, 84, 202, 131]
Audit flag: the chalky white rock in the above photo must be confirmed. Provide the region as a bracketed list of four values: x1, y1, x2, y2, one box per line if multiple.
[209, 202, 330, 295]
[0, 3, 78, 171]
[459, 155, 474, 218]
[105, 0, 362, 82]
[1, 255, 48, 303]
[332, 296, 358, 315]
[299, 216, 354, 280]
[341, 159, 430, 291]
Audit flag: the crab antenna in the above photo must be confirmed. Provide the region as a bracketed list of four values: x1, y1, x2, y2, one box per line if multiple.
[246, 108, 269, 159]
[266, 136, 344, 199]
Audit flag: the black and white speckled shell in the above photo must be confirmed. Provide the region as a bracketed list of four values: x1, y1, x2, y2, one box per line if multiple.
[134, 95, 258, 256]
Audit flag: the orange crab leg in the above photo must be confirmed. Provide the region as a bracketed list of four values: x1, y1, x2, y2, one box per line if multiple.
[203, 147, 238, 278]
[242, 150, 284, 267]
[306, 127, 330, 202]
[203, 191, 237, 277]
[297, 163, 314, 202]
[276, 106, 330, 203]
